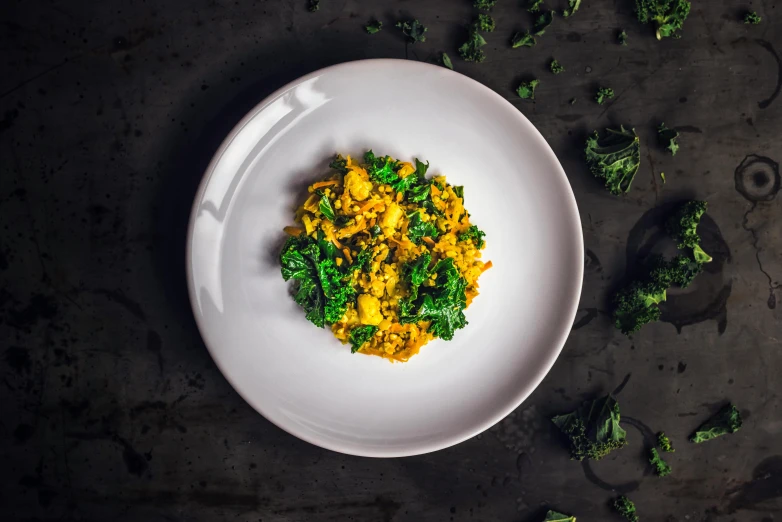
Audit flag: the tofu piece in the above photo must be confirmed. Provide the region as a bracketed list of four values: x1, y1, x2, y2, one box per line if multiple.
[357, 294, 382, 325]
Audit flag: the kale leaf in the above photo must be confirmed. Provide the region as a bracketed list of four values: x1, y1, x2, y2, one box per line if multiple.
[527, 0, 544, 12]
[666, 200, 711, 263]
[636, 0, 691, 40]
[618, 29, 628, 45]
[690, 403, 742, 443]
[392, 158, 430, 198]
[458, 225, 486, 249]
[396, 19, 427, 43]
[649, 447, 671, 477]
[595, 86, 614, 104]
[657, 431, 675, 452]
[441, 52, 454, 70]
[407, 212, 439, 245]
[363, 150, 399, 184]
[550, 59, 565, 74]
[551, 394, 628, 460]
[307, 0, 320, 12]
[459, 29, 488, 62]
[511, 31, 536, 48]
[517, 79, 540, 99]
[585, 125, 641, 195]
[533, 11, 554, 36]
[613, 496, 639, 522]
[365, 19, 383, 34]
[474, 0, 497, 10]
[744, 11, 761, 24]
[544, 510, 576, 522]
[562, 0, 581, 17]
[329, 154, 348, 174]
[453, 186, 464, 200]
[658, 122, 679, 155]
[475, 13, 496, 32]
[349, 325, 378, 353]
[317, 191, 335, 221]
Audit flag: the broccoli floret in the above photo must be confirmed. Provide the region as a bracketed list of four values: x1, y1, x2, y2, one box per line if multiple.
[396, 19, 427, 43]
[474, 0, 497, 10]
[595, 86, 614, 104]
[517, 79, 540, 100]
[613, 496, 639, 522]
[657, 431, 675, 452]
[584, 126, 640, 195]
[550, 59, 565, 74]
[551, 395, 628, 461]
[690, 404, 742, 443]
[649, 448, 671, 477]
[533, 11, 554, 36]
[744, 11, 761, 24]
[658, 122, 679, 155]
[666, 200, 712, 263]
[636, 0, 691, 40]
[365, 19, 383, 34]
[475, 13, 496, 32]
[618, 29, 628, 45]
[458, 29, 487, 62]
[511, 31, 536, 48]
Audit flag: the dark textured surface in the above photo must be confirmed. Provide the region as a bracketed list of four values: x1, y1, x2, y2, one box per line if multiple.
[1, 1, 781, 521]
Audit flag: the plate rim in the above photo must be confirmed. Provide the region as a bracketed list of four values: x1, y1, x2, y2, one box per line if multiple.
[186, 58, 584, 458]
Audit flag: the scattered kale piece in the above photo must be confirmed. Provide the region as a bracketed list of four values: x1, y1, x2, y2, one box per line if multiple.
[550, 59, 565, 74]
[636, 0, 691, 40]
[458, 225, 486, 248]
[744, 11, 761, 24]
[396, 19, 427, 43]
[657, 431, 675, 452]
[369, 225, 382, 237]
[407, 212, 439, 245]
[649, 448, 671, 477]
[474, 0, 497, 10]
[475, 13, 496, 32]
[660, 172, 666, 183]
[551, 395, 628, 461]
[511, 31, 537, 48]
[365, 19, 383, 34]
[544, 510, 576, 522]
[618, 29, 628, 45]
[690, 404, 742, 443]
[668, 254, 702, 288]
[658, 122, 679, 155]
[595, 86, 615, 104]
[329, 154, 348, 174]
[613, 496, 639, 522]
[459, 28, 487, 62]
[441, 52, 454, 70]
[534, 11, 554, 36]
[307, 0, 320, 12]
[562, 0, 581, 17]
[666, 200, 712, 263]
[528, 0, 544, 13]
[584, 125, 640, 195]
[612, 254, 671, 334]
[517, 79, 540, 99]
[349, 325, 378, 353]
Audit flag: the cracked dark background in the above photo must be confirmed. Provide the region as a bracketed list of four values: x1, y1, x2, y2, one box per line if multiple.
[1, 0, 781, 521]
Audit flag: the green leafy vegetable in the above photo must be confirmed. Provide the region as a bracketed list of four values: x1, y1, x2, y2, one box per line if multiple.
[527, 0, 544, 12]
[658, 122, 679, 155]
[636, 0, 691, 40]
[459, 29, 487, 62]
[317, 191, 335, 221]
[584, 126, 641, 195]
[453, 186, 464, 200]
[618, 29, 628, 45]
[346, 248, 373, 275]
[349, 325, 378, 353]
[369, 225, 382, 237]
[392, 159, 431, 201]
[441, 52, 454, 70]
[329, 154, 348, 174]
[562, 0, 581, 17]
[666, 200, 712, 263]
[511, 30, 537, 48]
[307, 0, 320, 12]
[649, 448, 671, 477]
[458, 225, 486, 249]
[660, 171, 666, 183]
[550, 59, 565, 74]
[544, 510, 576, 522]
[474, 0, 497, 10]
[400, 258, 468, 340]
[475, 13, 496, 32]
[533, 11, 554, 35]
[407, 212, 439, 245]
[595, 86, 614, 104]
[569, 98, 577, 105]
[657, 431, 675, 452]
[400, 253, 432, 309]
[690, 404, 742, 443]
[744, 11, 761, 24]
[396, 19, 427, 43]
[517, 79, 540, 100]
[551, 395, 628, 461]
[363, 150, 399, 184]
[613, 496, 639, 522]
[668, 254, 703, 288]
[613, 254, 671, 334]
[365, 19, 383, 34]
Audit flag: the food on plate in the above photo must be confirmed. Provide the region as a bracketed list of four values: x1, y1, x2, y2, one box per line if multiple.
[279, 151, 490, 362]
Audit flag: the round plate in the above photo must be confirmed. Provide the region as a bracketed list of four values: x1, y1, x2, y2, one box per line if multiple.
[187, 59, 583, 457]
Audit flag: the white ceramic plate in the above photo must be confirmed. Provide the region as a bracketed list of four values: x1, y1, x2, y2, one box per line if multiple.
[187, 59, 583, 457]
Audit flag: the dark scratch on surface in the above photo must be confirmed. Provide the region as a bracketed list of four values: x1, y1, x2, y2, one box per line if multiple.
[612, 373, 633, 396]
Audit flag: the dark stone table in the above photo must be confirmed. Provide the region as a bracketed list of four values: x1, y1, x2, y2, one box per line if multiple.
[2, 1, 780, 520]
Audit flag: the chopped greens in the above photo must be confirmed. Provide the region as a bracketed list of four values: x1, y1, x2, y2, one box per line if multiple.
[657, 432, 675, 452]
[475, 13, 496, 32]
[511, 30, 537, 48]
[474, 0, 497, 10]
[365, 19, 383, 34]
[407, 212, 439, 245]
[649, 448, 671, 477]
[317, 191, 335, 221]
[562, 0, 581, 17]
[613, 496, 639, 522]
[666, 200, 712, 264]
[744, 11, 761, 24]
[396, 19, 427, 43]
[613, 254, 671, 334]
[307, 0, 320, 12]
[459, 28, 488, 62]
[658, 122, 679, 155]
[364, 150, 400, 184]
[690, 404, 742, 443]
[550, 59, 565, 74]
[517, 79, 540, 100]
[618, 29, 628, 45]
[584, 125, 641, 195]
[329, 154, 348, 174]
[349, 325, 378, 353]
[595, 86, 615, 104]
[441, 52, 454, 70]
[458, 225, 486, 249]
[551, 395, 628, 461]
[636, 0, 691, 40]
[533, 11, 554, 36]
[544, 510, 576, 522]
[527, 0, 544, 12]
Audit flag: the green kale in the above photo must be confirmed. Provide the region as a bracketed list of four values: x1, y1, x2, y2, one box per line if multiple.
[329, 154, 348, 174]
[660, 171, 666, 183]
[562, 0, 581, 17]
[666, 200, 711, 263]
[649, 448, 671, 477]
[636, 0, 691, 40]
[393, 159, 431, 201]
[396, 19, 427, 43]
[475, 13, 496, 32]
[533, 11, 554, 36]
[658, 122, 679, 155]
[613, 254, 671, 334]
[441, 52, 454, 70]
[668, 254, 703, 288]
[550, 59, 565, 74]
[365, 19, 383, 34]
[618, 29, 628, 45]
[407, 212, 439, 245]
[527, 0, 544, 12]
[613, 496, 639, 522]
[401, 252, 432, 308]
[551, 395, 628, 461]
[346, 247, 373, 275]
[459, 29, 487, 62]
[544, 510, 576, 522]
[595, 87, 614, 104]
[744, 11, 761, 24]
[511, 30, 537, 48]
[400, 258, 468, 340]
[349, 325, 378, 353]
[363, 150, 399, 184]
[517, 79, 540, 100]
[317, 191, 335, 221]
[657, 431, 675, 452]
[307, 0, 320, 12]
[458, 225, 486, 249]
[474, 0, 497, 10]
[334, 215, 351, 228]
[584, 126, 640, 195]
[453, 186, 464, 200]
[369, 224, 382, 237]
[690, 404, 742, 443]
